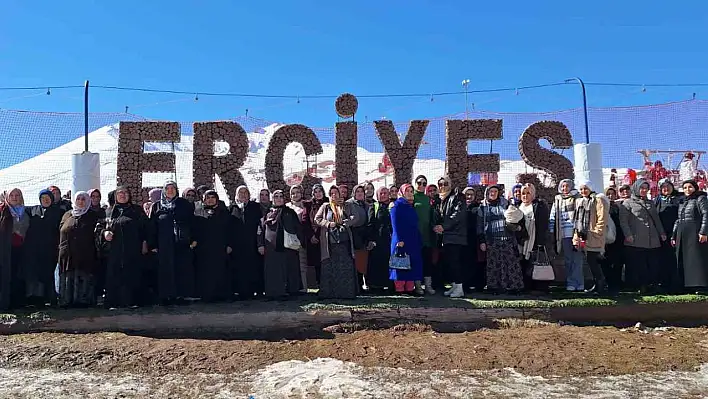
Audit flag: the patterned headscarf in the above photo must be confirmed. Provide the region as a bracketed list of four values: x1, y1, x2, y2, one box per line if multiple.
[160, 181, 179, 210]
[2, 188, 25, 221]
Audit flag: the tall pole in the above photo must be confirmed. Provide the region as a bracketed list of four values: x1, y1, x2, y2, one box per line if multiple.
[462, 79, 470, 120]
[565, 77, 590, 144]
[84, 80, 89, 152]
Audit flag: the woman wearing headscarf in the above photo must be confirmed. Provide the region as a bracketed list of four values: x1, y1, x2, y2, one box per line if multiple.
[388, 185, 398, 204]
[258, 188, 272, 216]
[672, 180, 708, 290]
[149, 188, 162, 205]
[601, 187, 625, 294]
[477, 185, 523, 294]
[305, 184, 328, 287]
[23, 189, 63, 306]
[193, 190, 235, 302]
[287, 185, 311, 292]
[181, 187, 198, 205]
[367, 186, 393, 291]
[229, 185, 263, 299]
[101, 187, 149, 308]
[149, 181, 197, 304]
[572, 181, 609, 293]
[48, 186, 73, 213]
[88, 189, 106, 219]
[463, 187, 484, 291]
[437, 183, 467, 298]
[57, 191, 100, 307]
[655, 179, 683, 291]
[619, 178, 666, 293]
[314, 185, 358, 299]
[339, 184, 350, 201]
[390, 184, 424, 294]
[345, 184, 374, 290]
[0, 189, 29, 309]
[88, 188, 107, 303]
[549, 179, 583, 291]
[509, 184, 523, 207]
[517, 184, 551, 293]
[364, 182, 376, 206]
[258, 190, 303, 298]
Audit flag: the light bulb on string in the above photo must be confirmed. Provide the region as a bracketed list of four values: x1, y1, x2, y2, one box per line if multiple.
[46, 88, 51, 95]
[194, 93, 199, 101]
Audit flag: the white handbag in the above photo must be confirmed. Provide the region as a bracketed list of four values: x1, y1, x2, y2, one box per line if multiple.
[531, 246, 555, 281]
[283, 230, 301, 250]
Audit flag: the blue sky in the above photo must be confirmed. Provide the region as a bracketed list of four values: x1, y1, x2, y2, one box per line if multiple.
[0, 1, 707, 169]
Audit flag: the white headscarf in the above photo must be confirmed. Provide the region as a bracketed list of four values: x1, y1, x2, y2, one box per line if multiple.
[71, 191, 91, 217]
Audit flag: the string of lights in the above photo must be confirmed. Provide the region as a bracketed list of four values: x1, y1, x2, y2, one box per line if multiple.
[0, 81, 705, 99]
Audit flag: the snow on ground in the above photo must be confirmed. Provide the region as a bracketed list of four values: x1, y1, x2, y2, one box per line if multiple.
[0, 358, 706, 398]
[0, 123, 617, 205]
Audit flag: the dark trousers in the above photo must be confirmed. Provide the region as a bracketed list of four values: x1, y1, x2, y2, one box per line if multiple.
[586, 251, 607, 289]
[658, 241, 680, 291]
[601, 243, 624, 293]
[443, 244, 466, 283]
[625, 246, 660, 290]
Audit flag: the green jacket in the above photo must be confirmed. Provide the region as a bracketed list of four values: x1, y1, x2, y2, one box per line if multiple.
[413, 191, 434, 247]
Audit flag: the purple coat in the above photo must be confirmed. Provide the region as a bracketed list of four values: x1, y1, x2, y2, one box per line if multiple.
[389, 197, 423, 281]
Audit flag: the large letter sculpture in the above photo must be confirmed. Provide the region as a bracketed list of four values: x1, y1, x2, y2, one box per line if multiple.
[374, 120, 429, 187]
[192, 121, 249, 202]
[117, 122, 180, 203]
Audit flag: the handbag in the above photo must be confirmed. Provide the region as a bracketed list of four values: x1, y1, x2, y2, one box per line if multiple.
[605, 217, 617, 244]
[389, 246, 411, 270]
[531, 246, 555, 281]
[284, 230, 301, 250]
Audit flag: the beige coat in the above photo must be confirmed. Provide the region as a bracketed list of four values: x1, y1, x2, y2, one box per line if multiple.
[313, 203, 355, 261]
[572, 194, 609, 253]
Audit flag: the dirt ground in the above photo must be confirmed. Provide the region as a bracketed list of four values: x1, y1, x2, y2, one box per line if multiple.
[1, 322, 707, 378]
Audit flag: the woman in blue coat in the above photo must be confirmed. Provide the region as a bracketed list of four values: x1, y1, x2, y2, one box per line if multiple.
[390, 184, 424, 294]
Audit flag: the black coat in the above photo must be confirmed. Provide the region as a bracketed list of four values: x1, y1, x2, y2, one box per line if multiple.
[149, 198, 196, 300]
[0, 205, 13, 310]
[103, 203, 149, 307]
[656, 192, 683, 236]
[22, 205, 63, 298]
[194, 205, 237, 301]
[440, 193, 467, 246]
[530, 199, 551, 247]
[367, 201, 392, 287]
[674, 192, 708, 287]
[466, 203, 479, 249]
[229, 201, 263, 296]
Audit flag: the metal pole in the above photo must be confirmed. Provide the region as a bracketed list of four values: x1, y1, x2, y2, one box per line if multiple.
[84, 80, 89, 152]
[462, 79, 470, 120]
[565, 77, 590, 144]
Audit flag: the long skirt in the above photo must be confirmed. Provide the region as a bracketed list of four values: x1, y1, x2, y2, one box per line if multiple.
[263, 242, 301, 298]
[367, 238, 392, 288]
[59, 270, 95, 306]
[319, 243, 358, 299]
[486, 240, 523, 291]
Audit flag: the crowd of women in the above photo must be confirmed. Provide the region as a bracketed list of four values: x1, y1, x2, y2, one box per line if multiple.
[0, 174, 706, 310]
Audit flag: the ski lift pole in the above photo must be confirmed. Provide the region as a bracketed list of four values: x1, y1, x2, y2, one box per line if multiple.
[565, 77, 590, 144]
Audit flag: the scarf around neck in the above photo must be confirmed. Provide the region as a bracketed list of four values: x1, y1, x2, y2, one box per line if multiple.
[160, 181, 179, 210]
[574, 195, 595, 236]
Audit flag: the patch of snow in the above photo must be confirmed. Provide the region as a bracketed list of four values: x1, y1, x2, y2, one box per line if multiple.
[1, 358, 708, 398]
